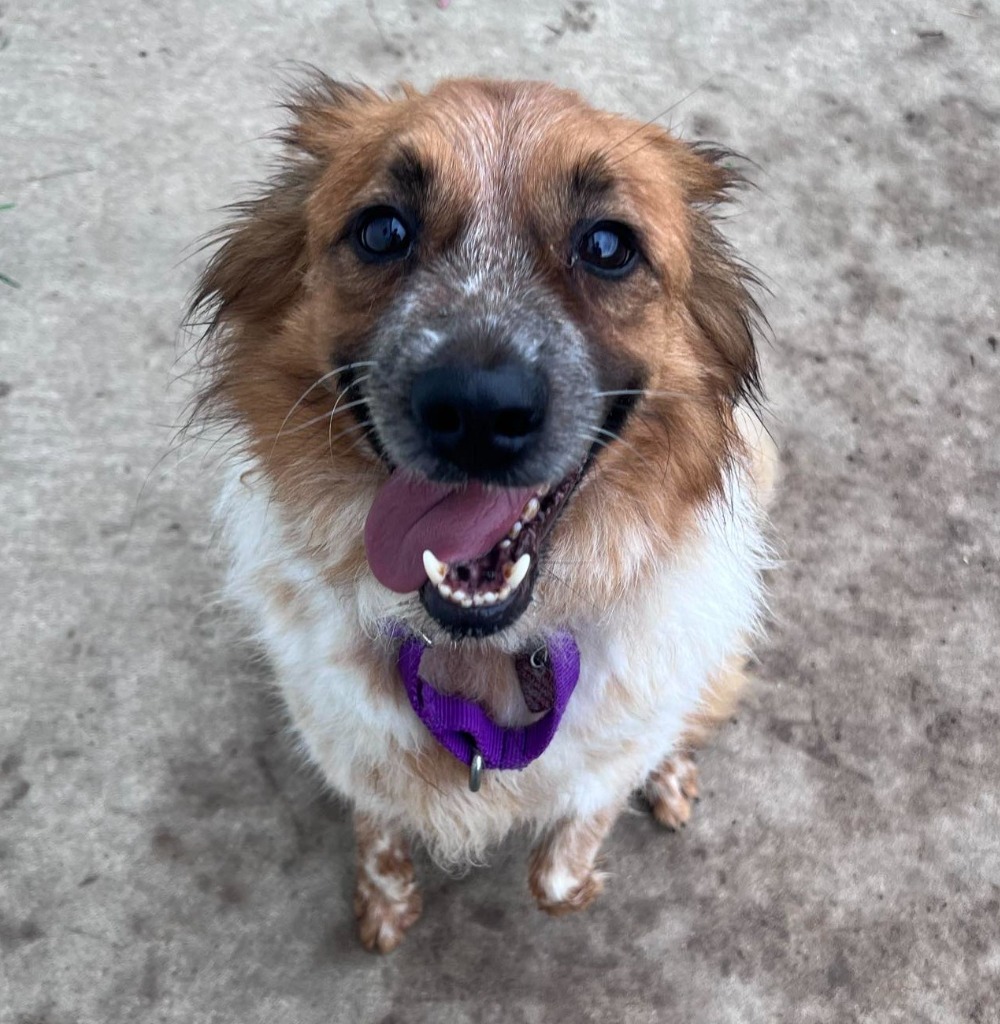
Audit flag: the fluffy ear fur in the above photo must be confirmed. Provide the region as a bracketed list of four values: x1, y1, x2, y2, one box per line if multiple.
[681, 144, 765, 411]
[189, 75, 373, 335]
[276, 75, 383, 157]
[186, 75, 378, 424]
[191, 166, 313, 334]
[184, 161, 314, 430]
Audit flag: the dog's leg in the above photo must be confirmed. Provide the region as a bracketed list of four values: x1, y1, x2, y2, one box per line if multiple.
[646, 655, 749, 830]
[528, 806, 618, 916]
[353, 812, 422, 953]
[645, 751, 700, 830]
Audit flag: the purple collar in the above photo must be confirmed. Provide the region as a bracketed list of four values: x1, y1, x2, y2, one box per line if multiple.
[394, 629, 581, 787]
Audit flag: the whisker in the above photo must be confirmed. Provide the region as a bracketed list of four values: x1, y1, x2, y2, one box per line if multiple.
[271, 360, 376, 450]
[538, 565, 600, 612]
[591, 387, 716, 406]
[329, 373, 371, 421]
[593, 426, 663, 475]
[283, 396, 370, 437]
[342, 424, 382, 462]
[578, 426, 663, 478]
[600, 79, 713, 167]
[328, 416, 375, 462]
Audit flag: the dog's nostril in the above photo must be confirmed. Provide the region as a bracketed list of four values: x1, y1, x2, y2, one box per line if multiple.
[424, 402, 462, 436]
[494, 408, 539, 439]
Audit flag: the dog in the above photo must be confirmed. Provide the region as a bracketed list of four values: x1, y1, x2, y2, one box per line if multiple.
[189, 75, 776, 953]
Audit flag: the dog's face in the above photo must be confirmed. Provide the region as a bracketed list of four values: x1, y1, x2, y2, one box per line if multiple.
[194, 78, 760, 640]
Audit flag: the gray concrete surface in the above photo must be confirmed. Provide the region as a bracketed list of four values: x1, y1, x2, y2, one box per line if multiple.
[2, 1, 998, 1021]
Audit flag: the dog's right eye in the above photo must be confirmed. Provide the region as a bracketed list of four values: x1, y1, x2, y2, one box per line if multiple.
[352, 206, 412, 262]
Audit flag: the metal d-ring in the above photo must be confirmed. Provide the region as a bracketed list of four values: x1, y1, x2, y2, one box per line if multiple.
[529, 644, 548, 670]
[469, 748, 484, 793]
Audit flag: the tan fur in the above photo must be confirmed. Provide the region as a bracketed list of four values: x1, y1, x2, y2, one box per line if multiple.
[645, 752, 701, 830]
[682, 655, 753, 751]
[353, 813, 422, 953]
[192, 78, 760, 615]
[193, 76, 772, 951]
[528, 806, 619, 915]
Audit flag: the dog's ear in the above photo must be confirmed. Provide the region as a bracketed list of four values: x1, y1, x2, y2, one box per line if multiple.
[190, 76, 382, 334]
[680, 144, 764, 410]
[190, 165, 313, 336]
[277, 74, 386, 158]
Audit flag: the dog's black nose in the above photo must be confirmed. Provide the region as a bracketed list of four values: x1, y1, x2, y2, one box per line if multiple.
[411, 362, 547, 478]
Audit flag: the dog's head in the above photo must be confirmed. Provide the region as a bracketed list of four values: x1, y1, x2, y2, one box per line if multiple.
[192, 77, 761, 642]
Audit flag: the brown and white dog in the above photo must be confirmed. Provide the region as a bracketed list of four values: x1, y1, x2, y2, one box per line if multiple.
[190, 76, 776, 952]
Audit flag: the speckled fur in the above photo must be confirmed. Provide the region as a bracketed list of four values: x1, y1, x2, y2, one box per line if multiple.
[196, 77, 776, 947]
[216, 436, 771, 873]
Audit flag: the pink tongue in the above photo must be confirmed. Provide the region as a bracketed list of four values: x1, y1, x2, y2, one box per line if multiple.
[364, 473, 537, 593]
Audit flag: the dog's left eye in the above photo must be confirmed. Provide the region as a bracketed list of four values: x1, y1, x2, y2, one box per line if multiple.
[353, 206, 412, 262]
[577, 221, 637, 278]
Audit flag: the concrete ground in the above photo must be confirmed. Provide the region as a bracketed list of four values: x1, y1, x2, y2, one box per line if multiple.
[2, 0, 998, 1021]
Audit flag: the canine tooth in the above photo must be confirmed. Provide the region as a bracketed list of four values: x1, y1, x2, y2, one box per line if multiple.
[483, 592, 498, 604]
[422, 549, 448, 585]
[437, 583, 452, 598]
[522, 497, 540, 522]
[508, 521, 523, 539]
[504, 553, 531, 591]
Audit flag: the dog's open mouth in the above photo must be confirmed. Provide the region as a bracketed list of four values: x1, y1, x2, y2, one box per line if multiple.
[364, 466, 584, 637]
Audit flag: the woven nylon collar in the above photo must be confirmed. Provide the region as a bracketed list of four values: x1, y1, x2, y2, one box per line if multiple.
[392, 628, 581, 782]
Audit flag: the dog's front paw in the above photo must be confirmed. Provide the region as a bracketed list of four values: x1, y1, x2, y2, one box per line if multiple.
[354, 867, 422, 954]
[529, 860, 606, 917]
[528, 809, 616, 917]
[645, 751, 700, 830]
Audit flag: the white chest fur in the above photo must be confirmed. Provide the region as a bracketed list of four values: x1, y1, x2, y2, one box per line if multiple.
[215, 458, 769, 865]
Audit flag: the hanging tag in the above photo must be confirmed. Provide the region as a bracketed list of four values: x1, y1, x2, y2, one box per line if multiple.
[515, 644, 555, 714]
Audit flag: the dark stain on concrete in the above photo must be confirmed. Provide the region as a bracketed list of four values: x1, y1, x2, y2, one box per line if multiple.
[1, 759, 30, 810]
[0, 915, 45, 951]
[546, 1, 597, 41]
[138, 950, 159, 1004]
[825, 947, 855, 993]
[151, 825, 185, 862]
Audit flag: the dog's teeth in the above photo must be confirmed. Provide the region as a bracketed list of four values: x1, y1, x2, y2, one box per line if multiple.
[522, 498, 540, 523]
[472, 594, 484, 607]
[422, 549, 448, 585]
[498, 585, 511, 600]
[504, 553, 531, 591]
[499, 538, 512, 550]
[437, 583, 452, 598]
[483, 591, 498, 604]
[508, 521, 523, 540]
[452, 589, 467, 603]
[461, 598, 473, 608]
[537, 483, 550, 497]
